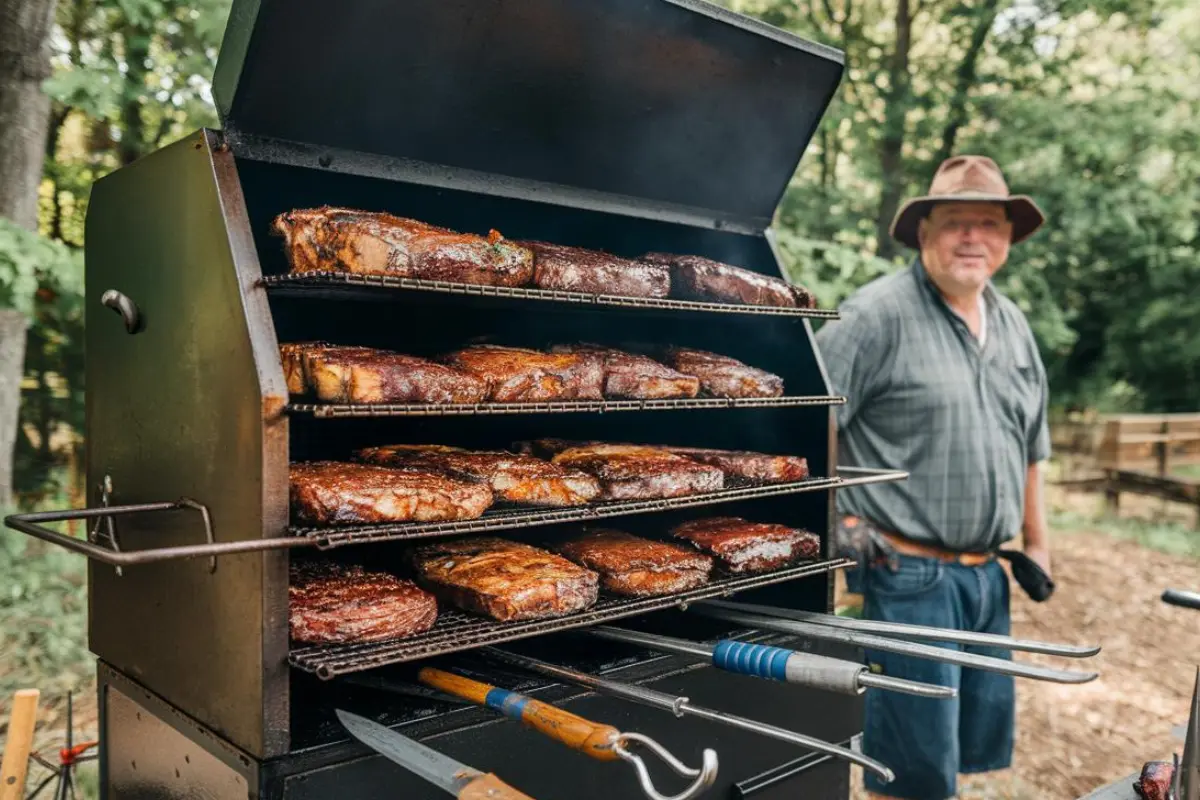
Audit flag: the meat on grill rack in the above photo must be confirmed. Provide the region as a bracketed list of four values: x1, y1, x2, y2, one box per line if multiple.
[547, 443, 726, 500]
[517, 240, 671, 299]
[271, 207, 534, 286]
[282, 342, 490, 405]
[355, 444, 602, 507]
[640, 252, 816, 308]
[1132, 761, 1175, 800]
[289, 461, 495, 524]
[658, 347, 785, 398]
[549, 343, 700, 400]
[288, 560, 438, 644]
[551, 528, 714, 596]
[516, 439, 808, 484]
[440, 344, 606, 402]
[406, 536, 600, 622]
[670, 517, 821, 574]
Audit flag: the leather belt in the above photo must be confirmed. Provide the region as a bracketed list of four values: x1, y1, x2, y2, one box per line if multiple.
[878, 529, 995, 567]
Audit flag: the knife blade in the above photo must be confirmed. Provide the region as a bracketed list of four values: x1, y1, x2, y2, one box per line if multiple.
[336, 709, 536, 799]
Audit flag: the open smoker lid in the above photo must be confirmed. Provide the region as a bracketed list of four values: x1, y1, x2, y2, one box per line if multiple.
[212, 0, 844, 226]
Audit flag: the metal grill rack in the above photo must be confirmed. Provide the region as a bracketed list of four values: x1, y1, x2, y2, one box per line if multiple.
[287, 394, 847, 418]
[260, 273, 841, 318]
[298, 476, 846, 549]
[289, 557, 851, 679]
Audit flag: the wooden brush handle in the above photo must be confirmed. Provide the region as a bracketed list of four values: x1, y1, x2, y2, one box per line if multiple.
[419, 667, 621, 761]
[457, 772, 537, 800]
[0, 689, 40, 800]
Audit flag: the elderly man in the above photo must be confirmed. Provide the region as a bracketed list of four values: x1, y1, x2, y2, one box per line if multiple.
[814, 155, 1053, 799]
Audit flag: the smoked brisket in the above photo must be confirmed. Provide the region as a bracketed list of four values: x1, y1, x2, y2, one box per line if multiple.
[289, 560, 438, 644]
[641, 252, 815, 308]
[282, 342, 489, 405]
[659, 347, 784, 398]
[289, 461, 494, 525]
[518, 240, 671, 298]
[656, 446, 809, 483]
[549, 344, 700, 400]
[271, 207, 534, 287]
[553, 528, 713, 596]
[407, 537, 599, 621]
[670, 517, 820, 573]
[440, 344, 605, 402]
[356, 444, 601, 507]
[548, 443, 725, 500]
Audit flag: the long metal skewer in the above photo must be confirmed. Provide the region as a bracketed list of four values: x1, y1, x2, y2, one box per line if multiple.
[481, 647, 897, 785]
[689, 603, 1099, 685]
[703, 600, 1101, 658]
[585, 626, 955, 699]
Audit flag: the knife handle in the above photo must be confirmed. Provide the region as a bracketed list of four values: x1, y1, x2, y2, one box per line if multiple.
[418, 667, 621, 762]
[457, 772, 536, 800]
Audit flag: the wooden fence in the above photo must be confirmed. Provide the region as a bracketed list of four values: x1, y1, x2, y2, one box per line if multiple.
[1050, 412, 1200, 526]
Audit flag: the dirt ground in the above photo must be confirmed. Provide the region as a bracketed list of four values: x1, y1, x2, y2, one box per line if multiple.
[849, 487, 1200, 799]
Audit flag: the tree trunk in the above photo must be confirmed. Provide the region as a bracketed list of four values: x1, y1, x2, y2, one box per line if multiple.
[119, 27, 151, 166]
[934, 0, 1001, 169]
[0, 310, 29, 507]
[874, 0, 913, 261]
[0, 0, 59, 230]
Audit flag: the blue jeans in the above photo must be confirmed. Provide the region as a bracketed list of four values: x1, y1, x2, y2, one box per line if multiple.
[861, 555, 1014, 799]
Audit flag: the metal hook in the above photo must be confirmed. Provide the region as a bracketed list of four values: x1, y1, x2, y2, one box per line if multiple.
[612, 732, 718, 800]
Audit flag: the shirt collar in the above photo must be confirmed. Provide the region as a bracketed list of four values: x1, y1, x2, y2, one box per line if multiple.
[911, 255, 997, 313]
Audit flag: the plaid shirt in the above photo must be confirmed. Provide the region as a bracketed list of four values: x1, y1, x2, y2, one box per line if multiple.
[814, 257, 1051, 552]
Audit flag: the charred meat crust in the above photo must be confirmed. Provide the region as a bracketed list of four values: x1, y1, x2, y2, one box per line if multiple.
[658, 347, 784, 398]
[407, 537, 600, 621]
[670, 516, 820, 573]
[440, 344, 605, 402]
[517, 240, 671, 298]
[548, 443, 725, 500]
[288, 560, 438, 644]
[553, 528, 713, 596]
[640, 252, 815, 308]
[289, 461, 494, 525]
[281, 342, 489, 404]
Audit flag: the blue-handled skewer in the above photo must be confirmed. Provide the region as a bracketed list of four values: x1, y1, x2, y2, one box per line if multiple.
[586, 626, 955, 699]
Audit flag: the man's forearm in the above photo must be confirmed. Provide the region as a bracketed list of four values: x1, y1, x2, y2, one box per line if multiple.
[1023, 461, 1049, 550]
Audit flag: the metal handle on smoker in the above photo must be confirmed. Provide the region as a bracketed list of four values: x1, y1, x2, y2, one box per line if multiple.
[101, 289, 144, 334]
[1163, 589, 1200, 611]
[835, 466, 909, 487]
[3, 500, 308, 570]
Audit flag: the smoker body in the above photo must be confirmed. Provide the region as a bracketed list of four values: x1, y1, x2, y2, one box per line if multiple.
[64, 0, 899, 796]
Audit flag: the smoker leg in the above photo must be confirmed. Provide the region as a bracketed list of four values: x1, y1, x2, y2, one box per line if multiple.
[98, 664, 255, 800]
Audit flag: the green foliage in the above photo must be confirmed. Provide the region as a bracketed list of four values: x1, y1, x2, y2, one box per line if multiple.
[0, 515, 94, 705]
[0, 219, 78, 318]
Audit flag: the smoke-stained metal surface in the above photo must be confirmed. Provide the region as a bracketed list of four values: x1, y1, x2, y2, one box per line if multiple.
[212, 0, 844, 226]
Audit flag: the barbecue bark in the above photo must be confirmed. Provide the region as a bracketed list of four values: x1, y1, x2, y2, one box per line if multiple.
[659, 347, 784, 398]
[641, 252, 815, 308]
[656, 447, 809, 483]
[548, 443, 725, 500]
[440, 344, 605, 402]
[549, 343, 700, 399]
[356, 444, 602, 507]
[553, 528, 713, 596]
[289, 461, 494, 524]
[289, 560, 438, 644]
[671, 517, 820, 573]
[271, 207, 534, 286]
[407, 537, 600, 621]
[282, 342, 489, 405]
[517, 240, 671, 298]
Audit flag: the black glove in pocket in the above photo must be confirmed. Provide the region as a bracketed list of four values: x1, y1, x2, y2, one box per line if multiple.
[997, 550, 1055, 602]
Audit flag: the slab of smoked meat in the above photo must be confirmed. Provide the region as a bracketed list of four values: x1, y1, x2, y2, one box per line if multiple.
[548, 443, 725, 500]
[281, 342, 489, 405]
[655, 446, 809, 483]
[516, 240, 670, 298]
[271, 206, 534, 287]
[670, 517, 821, 574]
[289, 461, 494, 525]
[289, 560, 438, 644]
[356, 444, 601, 507]
[440, 344, 605, 402]
[407, 537, 599, 622]
[553, 528, 713, 596]
[640, 252, 816, 308]
[549, 343, 699, 400]
[659, 347, 784, 399]
[1133, 761, 1175, 800]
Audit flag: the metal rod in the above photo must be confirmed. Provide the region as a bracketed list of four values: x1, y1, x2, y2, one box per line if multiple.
[480, 647, 896, 784]
[835, 466, 909, 485]
[584, 626, 954, 699]
[1163, 589, 1200, 611]
[690, 604, 1099, 685]
[703, 599, 1101, 658]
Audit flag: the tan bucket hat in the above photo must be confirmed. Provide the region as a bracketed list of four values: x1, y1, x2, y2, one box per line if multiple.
[890, 155, 1046, 250]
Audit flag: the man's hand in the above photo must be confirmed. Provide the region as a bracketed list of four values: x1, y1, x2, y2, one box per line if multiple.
[833, 515, 899, 571]
[1023, 543, 1051, 578]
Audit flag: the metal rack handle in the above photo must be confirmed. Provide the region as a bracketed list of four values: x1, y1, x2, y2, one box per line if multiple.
[4, 500, 307, 570]
[1163, 589, 1200, 611]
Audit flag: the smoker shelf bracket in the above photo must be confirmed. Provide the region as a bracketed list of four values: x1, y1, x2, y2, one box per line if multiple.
[3, 498, 309, 571]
